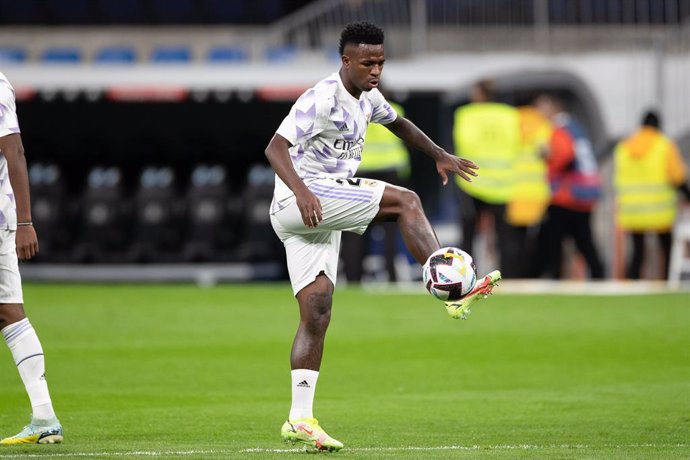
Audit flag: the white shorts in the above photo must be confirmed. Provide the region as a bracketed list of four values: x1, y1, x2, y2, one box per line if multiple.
[270, 177, 387, 295]
[0, 230, 23, 304]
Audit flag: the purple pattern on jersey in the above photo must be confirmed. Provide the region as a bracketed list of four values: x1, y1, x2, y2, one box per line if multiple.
[273, 73, 396, 207]
[291, 89, 317, 142]
[313, 145, 334, 160]
[0, 210, 5, 226]
[7, 193, 14, 205]
[344, 120, 359, 141]
[372, 103, 396, 124]
[323, 158, 348, 174]
[293, 144, 305, 162]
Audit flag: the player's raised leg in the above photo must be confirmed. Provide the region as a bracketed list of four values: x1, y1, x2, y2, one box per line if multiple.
[1, 305, 62, 445]
[374, 184, 441, 264]
[281, 273, 343, 452]
[375, 184, 501, 318]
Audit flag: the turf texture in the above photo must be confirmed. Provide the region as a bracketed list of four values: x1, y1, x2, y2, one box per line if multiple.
[0, 284, 688, 459]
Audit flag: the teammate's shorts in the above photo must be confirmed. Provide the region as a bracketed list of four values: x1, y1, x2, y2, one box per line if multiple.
[0, 229, 24, 304]
[270, 177, 387, 295]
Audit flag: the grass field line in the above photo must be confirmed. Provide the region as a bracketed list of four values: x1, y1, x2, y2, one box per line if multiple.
[242, 443, 687, 453]
[0, 444, 686, 458]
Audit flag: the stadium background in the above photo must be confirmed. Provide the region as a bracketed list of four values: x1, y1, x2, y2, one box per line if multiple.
[1, 0, 689, 283]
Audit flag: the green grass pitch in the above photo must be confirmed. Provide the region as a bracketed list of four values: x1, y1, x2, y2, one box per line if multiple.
[0, 283, 688, 459]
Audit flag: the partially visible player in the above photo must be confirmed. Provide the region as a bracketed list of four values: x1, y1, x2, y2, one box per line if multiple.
[0, 71, 63, 445]
[265, 22, 501, 452]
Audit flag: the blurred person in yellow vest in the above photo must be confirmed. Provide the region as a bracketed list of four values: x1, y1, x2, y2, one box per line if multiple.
[341, 100, 409, 282]
[614, 110, 689, 279]
[453, 80, 522, 277]
[507, 105, 552, 277]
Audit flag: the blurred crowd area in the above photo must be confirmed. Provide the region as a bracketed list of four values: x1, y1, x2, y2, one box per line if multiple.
[1, 0, 689, 282]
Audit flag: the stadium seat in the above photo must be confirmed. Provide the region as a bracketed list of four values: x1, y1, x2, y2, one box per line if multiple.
[264, 45, 298, 62]
[234, 165, 284, 263]
[73, 166, 131, 263]
[206, 45, 249, 63]
[182, 165, 240, 262]
[0, 47, 27, 63]
[28, 163, 72, 262]
[40, 47, 83, 63]
[94, 46, 137, 64]
[150, 46, 192, 63]
[128, 167, 183, 263]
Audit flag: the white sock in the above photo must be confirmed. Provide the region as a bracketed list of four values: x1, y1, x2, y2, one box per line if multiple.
[2, 318, 56, 421]
[289, 369, 319, 421]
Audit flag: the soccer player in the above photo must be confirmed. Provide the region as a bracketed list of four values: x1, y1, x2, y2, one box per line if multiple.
[265, 22, 501, 452]
[0, 71, 63, 445]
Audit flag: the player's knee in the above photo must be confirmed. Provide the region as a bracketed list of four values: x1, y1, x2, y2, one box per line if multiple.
[305, 291, 332, 332]
[399, 188, 423, 214]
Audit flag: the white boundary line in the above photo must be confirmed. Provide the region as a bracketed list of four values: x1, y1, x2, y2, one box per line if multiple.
[0, 444, 686, 458]
[241, 443, 688, 453]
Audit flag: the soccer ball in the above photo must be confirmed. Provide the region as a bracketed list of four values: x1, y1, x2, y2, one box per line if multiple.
[422, 247, 477, 302]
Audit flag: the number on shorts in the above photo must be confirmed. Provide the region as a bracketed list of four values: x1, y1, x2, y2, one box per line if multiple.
[335, 178, 362, 187]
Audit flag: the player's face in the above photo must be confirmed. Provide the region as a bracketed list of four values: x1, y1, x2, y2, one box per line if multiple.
[341, 43, 385, 94]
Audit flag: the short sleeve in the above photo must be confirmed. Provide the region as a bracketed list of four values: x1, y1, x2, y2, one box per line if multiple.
[0, 83, 20, 138]
[369, 89, 398, 125]
[276, 88, 325, 146]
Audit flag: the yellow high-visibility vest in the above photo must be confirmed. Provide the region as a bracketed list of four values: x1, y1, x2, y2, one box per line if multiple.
[360, 102, 409, 176]
[614, 134, 677, 231]
[507, 107, 552, 226]
[453, 102, 521, 204]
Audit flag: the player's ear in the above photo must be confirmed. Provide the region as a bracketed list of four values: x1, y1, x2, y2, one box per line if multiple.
[341, 54, 350, 68]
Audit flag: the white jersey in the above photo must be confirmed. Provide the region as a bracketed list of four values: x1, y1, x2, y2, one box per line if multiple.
[0, 72, 19, 230]
[272, 71, 397, 213]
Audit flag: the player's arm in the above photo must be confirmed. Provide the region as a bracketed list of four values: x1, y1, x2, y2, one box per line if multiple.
[265, 133, 322, 227]
[0, 133, 38, 261]
[384, 116, 478, 185]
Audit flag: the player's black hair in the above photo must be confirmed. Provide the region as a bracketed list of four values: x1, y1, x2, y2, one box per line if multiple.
[642, 110, 661, 129]
[338, 21, 384, 55]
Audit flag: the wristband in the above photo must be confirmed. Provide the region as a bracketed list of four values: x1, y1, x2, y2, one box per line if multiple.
[17, 221, 33, 227]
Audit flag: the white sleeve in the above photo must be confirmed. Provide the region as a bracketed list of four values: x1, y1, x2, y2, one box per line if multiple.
[369, 89, 398, 125]
[0, 83, 20, 138]
[276, 87, 326, 145]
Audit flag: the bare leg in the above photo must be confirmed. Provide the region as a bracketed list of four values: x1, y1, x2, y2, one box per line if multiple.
[291, 273, 334, 370]
[0, 304, 26, 330]
[374, 184, 440, 264]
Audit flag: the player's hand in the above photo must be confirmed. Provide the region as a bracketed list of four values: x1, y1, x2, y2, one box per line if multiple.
[16, 225, 39, 261]
[436, 152, 478, 185]
[295, 188, 323, 228]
